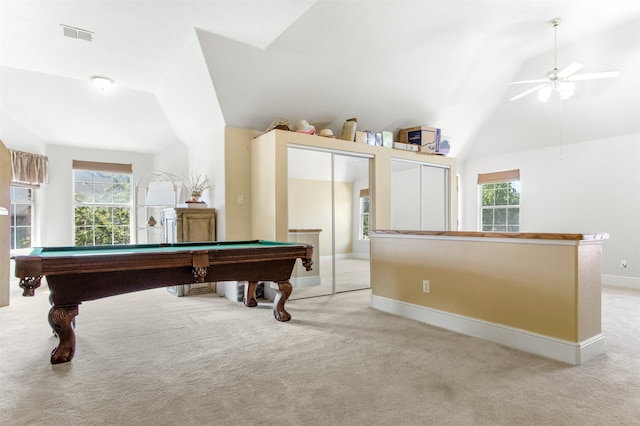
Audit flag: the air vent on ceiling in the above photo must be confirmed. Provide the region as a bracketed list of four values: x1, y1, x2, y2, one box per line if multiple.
[61, 24, 93, 42]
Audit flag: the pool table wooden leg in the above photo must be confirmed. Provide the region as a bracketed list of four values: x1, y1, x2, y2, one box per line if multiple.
[273, 281, 292, 322]
[244, 281, 258, 308]
[48, 305, 78, 364]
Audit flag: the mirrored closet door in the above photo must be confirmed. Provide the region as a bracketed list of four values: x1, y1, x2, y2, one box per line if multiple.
[390, 159, 450, 231]
[287, 146, 371, 299]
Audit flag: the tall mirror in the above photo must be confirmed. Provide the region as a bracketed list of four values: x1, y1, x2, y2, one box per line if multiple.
[287, 146, 371, 299]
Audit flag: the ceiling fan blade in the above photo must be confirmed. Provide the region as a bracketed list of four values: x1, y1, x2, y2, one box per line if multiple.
[508, 79, 548, 85]
[557, 62, 585, 78]
[567, 70, 621, 81]
[509, 84, 547, 101]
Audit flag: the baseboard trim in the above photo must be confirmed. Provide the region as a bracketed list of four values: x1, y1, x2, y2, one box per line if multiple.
[602, 274, 640, 290]
[291, 275, 321, 288]
[370, 295, 605, 365]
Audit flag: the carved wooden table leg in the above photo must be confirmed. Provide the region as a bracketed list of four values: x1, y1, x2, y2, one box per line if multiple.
[273, 281, 292, 322]
[244, 281, 258, 307]
[48, 305, 79, 364]
[19, 276, 41, 297]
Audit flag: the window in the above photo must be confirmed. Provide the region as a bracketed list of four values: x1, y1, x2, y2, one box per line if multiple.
[73, 161, 132, 246]
[360, 189, 370, 240]
[478, 169, 520, 232]
[9, 186, 33, 250]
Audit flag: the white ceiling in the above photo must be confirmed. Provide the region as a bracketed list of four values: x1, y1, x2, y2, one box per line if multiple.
[1, 1, 638, 160]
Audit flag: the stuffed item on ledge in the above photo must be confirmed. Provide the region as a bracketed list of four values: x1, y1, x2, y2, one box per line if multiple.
[295, 120, 316, 135]
[266, 118, 292, 132]
[318, 128, 335, 138]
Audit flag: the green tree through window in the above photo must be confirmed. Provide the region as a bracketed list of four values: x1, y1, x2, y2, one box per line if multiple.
[480, 182, 520, 232]
[9, 186, 33, 250]
[74, 170, 131, 245]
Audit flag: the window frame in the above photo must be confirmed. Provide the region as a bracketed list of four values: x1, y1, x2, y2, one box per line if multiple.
[72, 162, 133, 246]
[9, 185, 34, 252]
[477, 169, 520, 233]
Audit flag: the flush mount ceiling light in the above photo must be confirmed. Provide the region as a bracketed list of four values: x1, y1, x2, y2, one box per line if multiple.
[509, 18, 620, 102]
[90, 75, 114, 90]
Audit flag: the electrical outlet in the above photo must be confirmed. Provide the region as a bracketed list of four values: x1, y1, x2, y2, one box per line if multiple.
[619, 259, 628, 268]
[422, 280, 430, 293]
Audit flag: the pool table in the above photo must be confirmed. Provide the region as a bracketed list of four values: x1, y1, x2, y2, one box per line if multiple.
[14, 240, 313, 364]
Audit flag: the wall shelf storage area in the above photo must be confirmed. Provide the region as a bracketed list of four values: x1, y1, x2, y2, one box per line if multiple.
[134, 170, 187, 244]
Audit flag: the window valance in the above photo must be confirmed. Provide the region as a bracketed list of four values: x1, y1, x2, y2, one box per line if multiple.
[477, 169, 520, 185]
[9, 149, 49, 188]
[72, 160, 132, 174]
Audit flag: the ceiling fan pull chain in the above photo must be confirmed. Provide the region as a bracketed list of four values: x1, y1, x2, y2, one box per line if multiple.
[559, 97, 564, 161]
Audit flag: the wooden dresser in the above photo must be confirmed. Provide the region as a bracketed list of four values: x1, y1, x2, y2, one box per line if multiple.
[163, 207, 216, 296]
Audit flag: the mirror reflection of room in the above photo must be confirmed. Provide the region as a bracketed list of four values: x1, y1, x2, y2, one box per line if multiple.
[287, 147, 371, 299]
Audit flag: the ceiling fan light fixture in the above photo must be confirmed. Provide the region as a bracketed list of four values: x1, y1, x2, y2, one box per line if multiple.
[538, 86, 552, 102]
[558, 81, 575, 100]
[509, 18, 619, 101]
[90, 75, 113, 90]
[537, 81, 575, 102]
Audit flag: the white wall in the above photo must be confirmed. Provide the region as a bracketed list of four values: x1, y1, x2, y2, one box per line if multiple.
[153, 142, 189, 178]
[156, 28, 226, 239]
[42, 145, 155, 246]
[460, 133, 640, 286]
[187, 126, 226, 237]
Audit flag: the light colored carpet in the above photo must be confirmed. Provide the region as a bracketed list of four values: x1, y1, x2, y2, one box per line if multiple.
[1, 273, 639, 425]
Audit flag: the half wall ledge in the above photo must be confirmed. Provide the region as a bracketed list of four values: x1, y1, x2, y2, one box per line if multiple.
[369, 230, 609, 365]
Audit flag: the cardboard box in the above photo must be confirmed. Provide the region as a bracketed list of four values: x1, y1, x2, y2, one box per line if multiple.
[399, 126, 440, 154]
[355, 131, 367, 143]
[419, 135, 451, 155]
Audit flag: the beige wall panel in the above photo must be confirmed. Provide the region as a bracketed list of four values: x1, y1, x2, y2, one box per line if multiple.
[251, 134, 277, 240]
[224, 127, 260, 240]
[371, 236, 591, 341]
[577, 243, 603, 340]
[274, 139, 289, 242]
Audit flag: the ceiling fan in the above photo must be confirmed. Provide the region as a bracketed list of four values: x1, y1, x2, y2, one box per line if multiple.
[509, 18, 620, 101]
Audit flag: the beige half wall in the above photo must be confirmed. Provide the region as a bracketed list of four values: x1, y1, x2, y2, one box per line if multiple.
[370, 230, 609, 365]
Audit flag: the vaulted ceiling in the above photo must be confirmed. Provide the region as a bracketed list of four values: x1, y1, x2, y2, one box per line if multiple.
[1, 1, 638, 160]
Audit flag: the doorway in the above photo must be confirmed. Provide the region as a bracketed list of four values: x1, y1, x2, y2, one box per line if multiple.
[287, 146, 371, 299]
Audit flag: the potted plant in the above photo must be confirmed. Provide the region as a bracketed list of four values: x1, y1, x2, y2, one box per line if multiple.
[185, 172, 209, 203]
